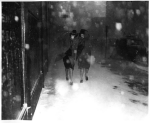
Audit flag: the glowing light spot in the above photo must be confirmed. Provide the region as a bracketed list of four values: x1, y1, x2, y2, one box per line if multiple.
[129, 75, 134, 81]
[72, 83, 79, 90]
[121, 91, 124, 95]
[66, 60, 70, 63]
[136, 9, 141, 16]
[50, 5, 53, 9]
[55, 79, 69, 96]
[74, 50, 77, 53]
[136, 30, 140, 35]
[14, 16, 19, 22]
[95, 1, 102, 5]
[3, 91, 8, 97]
[13, 95, 21, 102]
[95, 10, 99, 14]
[62, 9, 67, 15]
[72, 1, 77, 7]
[73, 21, 77, 26]
[115, 23, 122, 31]
[142, 80, 145, 84]
[60, 5, 63, 9]
[64, 26, 69, 30]
[127, 9, 134, 20]
[87, 55, 95, 65]
[142, 57, 147, 63]
[25, 44, 30, 50]
[69, 12, 74, 18]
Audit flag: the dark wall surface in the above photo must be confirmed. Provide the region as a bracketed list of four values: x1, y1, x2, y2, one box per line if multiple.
[2, 2, 49, 120]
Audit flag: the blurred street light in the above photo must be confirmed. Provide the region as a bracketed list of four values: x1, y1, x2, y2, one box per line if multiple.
[116, 22, 122, 31]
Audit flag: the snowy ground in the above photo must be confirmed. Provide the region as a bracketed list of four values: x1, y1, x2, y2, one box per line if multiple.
[33, 57, 148, 123]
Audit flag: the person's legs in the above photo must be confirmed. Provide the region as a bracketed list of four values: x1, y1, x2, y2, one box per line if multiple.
[80, 68, 84, 83]
[65, 56, 75, 85]
[65, 69, 69, 80]
[63, 56, 69, 81]
[68, 68, 73, 85]
[85, 69, 89, 81]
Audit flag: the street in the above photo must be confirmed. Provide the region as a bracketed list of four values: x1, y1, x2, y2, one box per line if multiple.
[2, 1, 149, 120]
[33, 54, 148, 123]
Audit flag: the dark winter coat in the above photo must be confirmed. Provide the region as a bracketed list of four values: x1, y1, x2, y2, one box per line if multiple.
[63, 37, 78, 69]
[77, 37, 92, 69]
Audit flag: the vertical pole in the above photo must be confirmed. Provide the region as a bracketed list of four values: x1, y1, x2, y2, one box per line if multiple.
[46, 2, 48, 70]
[21, 2, 26, 104]
[105, 26, 108, 59]
[41, 2, 44, 88]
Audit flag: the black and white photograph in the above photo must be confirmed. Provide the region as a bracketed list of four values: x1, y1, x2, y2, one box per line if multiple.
[1, 1, 149, 122]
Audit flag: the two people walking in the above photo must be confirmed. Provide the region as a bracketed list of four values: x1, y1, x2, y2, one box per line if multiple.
[63, 30, 78, 85]
[62, 29, 92, 85]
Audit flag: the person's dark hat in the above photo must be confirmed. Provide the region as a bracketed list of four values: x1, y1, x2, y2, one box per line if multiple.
[79, 29, 86, 37]
[80, 29, 86, 34]
[79, 29, 90, 39]
[70, 30, 78, 37]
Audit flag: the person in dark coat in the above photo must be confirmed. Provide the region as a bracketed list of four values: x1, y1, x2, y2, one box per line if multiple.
[77, 29, 91, 83]
[63, 30, 78, 85]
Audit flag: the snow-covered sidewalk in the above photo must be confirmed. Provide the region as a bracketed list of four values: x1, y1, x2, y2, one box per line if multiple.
[33, 59, 148, 123]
